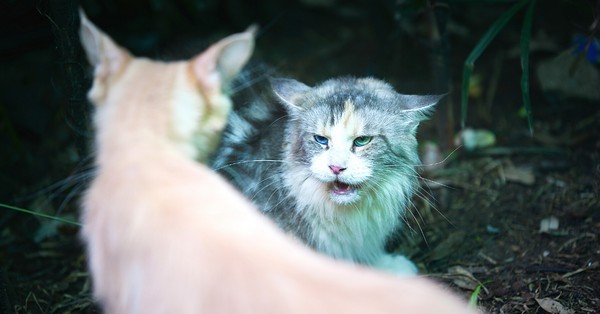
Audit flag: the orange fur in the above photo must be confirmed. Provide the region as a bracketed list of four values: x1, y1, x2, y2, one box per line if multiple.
[79, 11, 477, 314]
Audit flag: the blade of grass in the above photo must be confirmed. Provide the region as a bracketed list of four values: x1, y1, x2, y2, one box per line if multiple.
[520, 0, 536, 135]
[0, 202, 81, 226]
[468, 284, 482, 308]
[461, 0, 530, 128]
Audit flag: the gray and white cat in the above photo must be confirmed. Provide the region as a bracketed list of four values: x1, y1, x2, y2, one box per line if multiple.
[212, 75, 441, 275]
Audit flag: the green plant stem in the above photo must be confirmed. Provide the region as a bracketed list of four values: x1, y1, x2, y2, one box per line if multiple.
[461, 0, 530, 128]
[521, 0, 536, 135]
[0, 203, 81, 226]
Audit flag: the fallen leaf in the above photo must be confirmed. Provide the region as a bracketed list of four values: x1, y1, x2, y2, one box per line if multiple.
[535, 297, 575, 314]
[447, 265, 479, 290]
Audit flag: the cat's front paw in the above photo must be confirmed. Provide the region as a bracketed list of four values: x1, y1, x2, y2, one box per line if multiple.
[374, 254, 418, 276]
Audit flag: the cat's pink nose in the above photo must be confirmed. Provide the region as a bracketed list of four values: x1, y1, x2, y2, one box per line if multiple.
[329, 165, 346, 175]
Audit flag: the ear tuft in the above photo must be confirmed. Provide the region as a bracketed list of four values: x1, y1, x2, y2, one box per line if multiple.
[270, 78, 312, 112]
[397, 93, 445, 118]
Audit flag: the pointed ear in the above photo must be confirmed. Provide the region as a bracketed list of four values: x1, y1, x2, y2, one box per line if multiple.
[191, 25, 257, 93]
[270, 77, 312, 112]
[395, 94, 444, 133]
[79, 9, 130, 76]
[397, 93, 445, 118]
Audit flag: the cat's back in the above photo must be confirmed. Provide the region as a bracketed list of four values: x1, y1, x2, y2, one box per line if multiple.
[212, 67, 288, 200]
[220, 66, 286, 148]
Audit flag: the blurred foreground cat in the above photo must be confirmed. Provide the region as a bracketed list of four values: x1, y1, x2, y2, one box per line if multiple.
[213, 73, 441, 275]
[79, 11, 475, 314]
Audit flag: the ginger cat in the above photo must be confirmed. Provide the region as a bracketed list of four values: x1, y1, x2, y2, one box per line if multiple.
[79, 11, 476, 314]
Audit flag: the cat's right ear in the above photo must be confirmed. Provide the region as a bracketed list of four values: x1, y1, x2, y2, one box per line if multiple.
[270, 78, 311, 112]
[191, 25, 256, 95]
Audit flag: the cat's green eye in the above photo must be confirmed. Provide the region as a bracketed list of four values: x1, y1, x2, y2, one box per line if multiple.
[353, 136, 372, 147]
[314, 135, 329, 146]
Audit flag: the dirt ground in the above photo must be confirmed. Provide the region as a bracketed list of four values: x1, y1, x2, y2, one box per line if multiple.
[1, 1, 598, 313]
[411, 130, 600, 313]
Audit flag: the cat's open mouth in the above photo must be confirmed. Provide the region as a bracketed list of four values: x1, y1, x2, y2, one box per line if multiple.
[331, 180, 356, 195]
[329, 180, 360, 204]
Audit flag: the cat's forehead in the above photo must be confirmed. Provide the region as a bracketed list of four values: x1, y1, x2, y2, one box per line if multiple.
[306, 99, 363, 139]
[292, 77, 432, 134]
[299, 80, 394, 126]
[308, 98, 374, 136]
[310, 78, 398, 113]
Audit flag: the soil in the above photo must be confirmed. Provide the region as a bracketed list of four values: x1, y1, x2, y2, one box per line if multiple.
[1, 1, 598, 313]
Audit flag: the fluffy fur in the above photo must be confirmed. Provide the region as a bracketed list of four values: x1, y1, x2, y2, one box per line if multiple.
[213, 74, 442, 275]
[79, 11, 475, 314]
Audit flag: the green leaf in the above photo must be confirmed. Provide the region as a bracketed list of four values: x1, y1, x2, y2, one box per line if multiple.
[0, 203, 81, 226]
[468, 284, 482, 308]
[461, 0, 530, 128]
[520, 0, 536, 135]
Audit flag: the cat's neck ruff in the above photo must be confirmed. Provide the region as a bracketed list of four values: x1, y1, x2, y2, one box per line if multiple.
[283, 161, 414, 264]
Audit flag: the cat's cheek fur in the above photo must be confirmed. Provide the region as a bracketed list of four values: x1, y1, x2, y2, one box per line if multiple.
[284, 167, 330, 214]
[339, 156, 372, 184]
[309, 153, 335, 182]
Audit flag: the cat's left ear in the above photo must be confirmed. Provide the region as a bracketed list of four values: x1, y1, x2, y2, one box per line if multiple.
[191, 25, 257, 94]
[397, 94, 445, 119]
[79, 9, 131, 102]
[396, 94, 445, 132]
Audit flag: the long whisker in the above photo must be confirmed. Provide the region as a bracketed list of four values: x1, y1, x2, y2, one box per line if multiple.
[213, 159, 285, 171]
[251, 173, 285, 203]
[379, 166, 457, 191]
[368, 173, 424, 241]
[374, 169, 455, 227]
[406, 201, 429, 247]
[12, 166, 96, 203]
[267, 113, 290, 128]
[415, 145, 463, 168]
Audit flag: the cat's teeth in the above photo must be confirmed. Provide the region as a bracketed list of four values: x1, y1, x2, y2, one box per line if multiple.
[332, 181, 354, 195]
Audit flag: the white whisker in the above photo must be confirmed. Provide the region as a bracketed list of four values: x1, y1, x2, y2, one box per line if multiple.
[213, 159, 284, 171]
